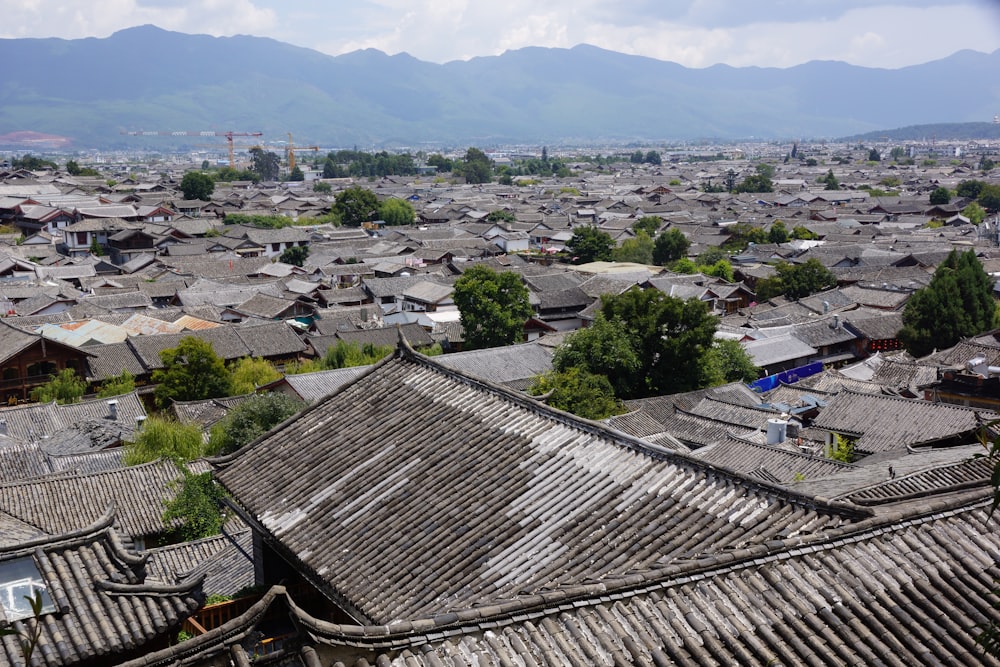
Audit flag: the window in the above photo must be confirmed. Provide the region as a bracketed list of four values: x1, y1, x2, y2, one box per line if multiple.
[0, 557, 56, 622]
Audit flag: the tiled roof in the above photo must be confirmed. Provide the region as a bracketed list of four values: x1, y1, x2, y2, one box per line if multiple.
[811, 389, 997, 454]
[0, 459, 191, 539]
[693, 435, 855, 482]
[216, 347, 865, 625]
[126, 500, 1000, 667]
[146, 526, 254, 597]
[0, 514, 203, 666]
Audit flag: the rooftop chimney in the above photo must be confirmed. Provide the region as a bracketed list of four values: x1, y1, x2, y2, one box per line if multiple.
[106, 400, 118, 421]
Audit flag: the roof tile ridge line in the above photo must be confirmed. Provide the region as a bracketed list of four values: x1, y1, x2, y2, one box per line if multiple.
[836, 454, 992, 501]
[701, 394, 784, 414]
[842, 386, 1000, 414]
[270, 500, 990, 647]
[114, 586, 287, 667]
[0, 456, 168, 489]
[209, 346, 401, 468]
[96, 570, 206, 596]
[402, 339, 689, 463]
[407, 345, 872, 520]
[721, 434, 856, 467]
[0, 505, 116, 556]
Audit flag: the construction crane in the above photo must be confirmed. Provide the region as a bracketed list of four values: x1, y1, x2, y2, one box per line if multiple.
[120, 130, 264, 167]
[285, 133, 319, 172]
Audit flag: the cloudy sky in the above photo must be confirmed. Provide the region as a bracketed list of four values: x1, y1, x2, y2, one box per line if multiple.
[2, 0, 999, 69]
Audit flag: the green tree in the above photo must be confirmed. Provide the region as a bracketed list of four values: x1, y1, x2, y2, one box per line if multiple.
[162, 469, 228, 540]
[453, 265, 533, 349]
[566, 226, 614, 264]
[313, 181, 332, 193]
[768, 220, 789, 244]
[790, 225, 819, 240]
[890, 147, 906, 161]
[30, 368, 86, 404]
[379, 197, 416, 226]
[979, 184, 1000, 213]
[981, 156, 996, 173]
[427, 153, 453, 172]
[821, 169, 840, 190]
[124, 416, 205, 466]
[89, 236, 103, 256]
[898, 249, 997, 357]
[529, 368, 625, 420]
[65, 159, 81, 175]
[485, 209, 516, 223]
[645, 150, 662, 165]
[612, 230, 655, 264]
[553, 313, 641, 398]
[288, 165, 305, 181]
[152, 337, 232, 409]
[653, 228, 691, 264]
[703, 339, 760, 384]
[929, 186, 951, 205]
[455, 147, 493, 184]
[179, 171, 215, 201]
[963, 201, 987, 225]
[279, 245, 309, 267]
[320, 340, 393, 369]
[207, 393, 303, 456]
[96, 369, 136, 398]
[734, 172, 773, 193]
[249, 147, 280, 181]
[601, 287, 720, 397]
[957, 179, 987, 199]
[868, 148, 881, 162]
[228, 357, 281, 395]
[632, 216, 661, 236]
[755, 259, 837, 301]
[333, 186, 380, 227]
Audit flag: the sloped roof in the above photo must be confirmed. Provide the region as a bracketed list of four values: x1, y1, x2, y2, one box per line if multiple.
[215, 347, 866, 625]
[811, 389, 997, 453]
[125, 498, 999, 667]
[0, 458, 202, 539]
[0, 514, 203, 666]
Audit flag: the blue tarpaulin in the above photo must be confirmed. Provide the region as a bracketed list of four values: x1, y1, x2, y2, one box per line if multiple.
[749, 361, 825, 393]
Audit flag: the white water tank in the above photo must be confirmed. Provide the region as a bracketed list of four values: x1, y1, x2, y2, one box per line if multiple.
[766, 418, 788, 445]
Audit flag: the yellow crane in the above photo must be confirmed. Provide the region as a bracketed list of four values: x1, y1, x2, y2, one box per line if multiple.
[286, 133, 319, 172]
[120, 130, 264, 168]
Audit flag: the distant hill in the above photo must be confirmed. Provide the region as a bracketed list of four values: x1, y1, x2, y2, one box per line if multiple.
[846, 123, 1000, 143]
[0, 25, 998, 148]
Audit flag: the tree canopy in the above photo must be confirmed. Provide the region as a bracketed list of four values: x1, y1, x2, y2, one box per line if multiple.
[333, 186, 380, 227]
[566, 226, 614, 264]
[453, 265, 532, 350]
[652, 228, 690, 265]
[596, 287, 721, 397]
[249, 147, 280, 181]
[278, 245, 309, 267]
[379, 197, 415, 226]
[528, 368, 626, 420]
[929, 186, 951, 205]
[179, 171, 215, 201]
[207, 393, 303, 456]
[612, 230, 654, 265]
[755, 259, 837, 301]
[899, 249, 997, 357]
[152, 337, 232, 409]
[455, 147, 493, 184]
[30, 368, 86, 404]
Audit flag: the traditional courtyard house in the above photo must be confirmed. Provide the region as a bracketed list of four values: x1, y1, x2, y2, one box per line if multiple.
[131, 341, 1000, 665]
[0, 513, 204, 665]
[0, 320, 93, 403]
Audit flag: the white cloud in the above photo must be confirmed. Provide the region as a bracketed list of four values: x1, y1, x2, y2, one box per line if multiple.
[1, 0, 998, 69]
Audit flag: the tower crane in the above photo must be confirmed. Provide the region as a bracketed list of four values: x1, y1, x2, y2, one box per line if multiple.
[286, 133, 319, 172]
[120, 130, 264, 167]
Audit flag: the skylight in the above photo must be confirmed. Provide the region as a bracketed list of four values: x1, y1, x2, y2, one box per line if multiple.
[0, 557, 55, 622]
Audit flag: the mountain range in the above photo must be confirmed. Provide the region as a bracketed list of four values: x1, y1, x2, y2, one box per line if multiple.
[0, 25, 998, 149]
